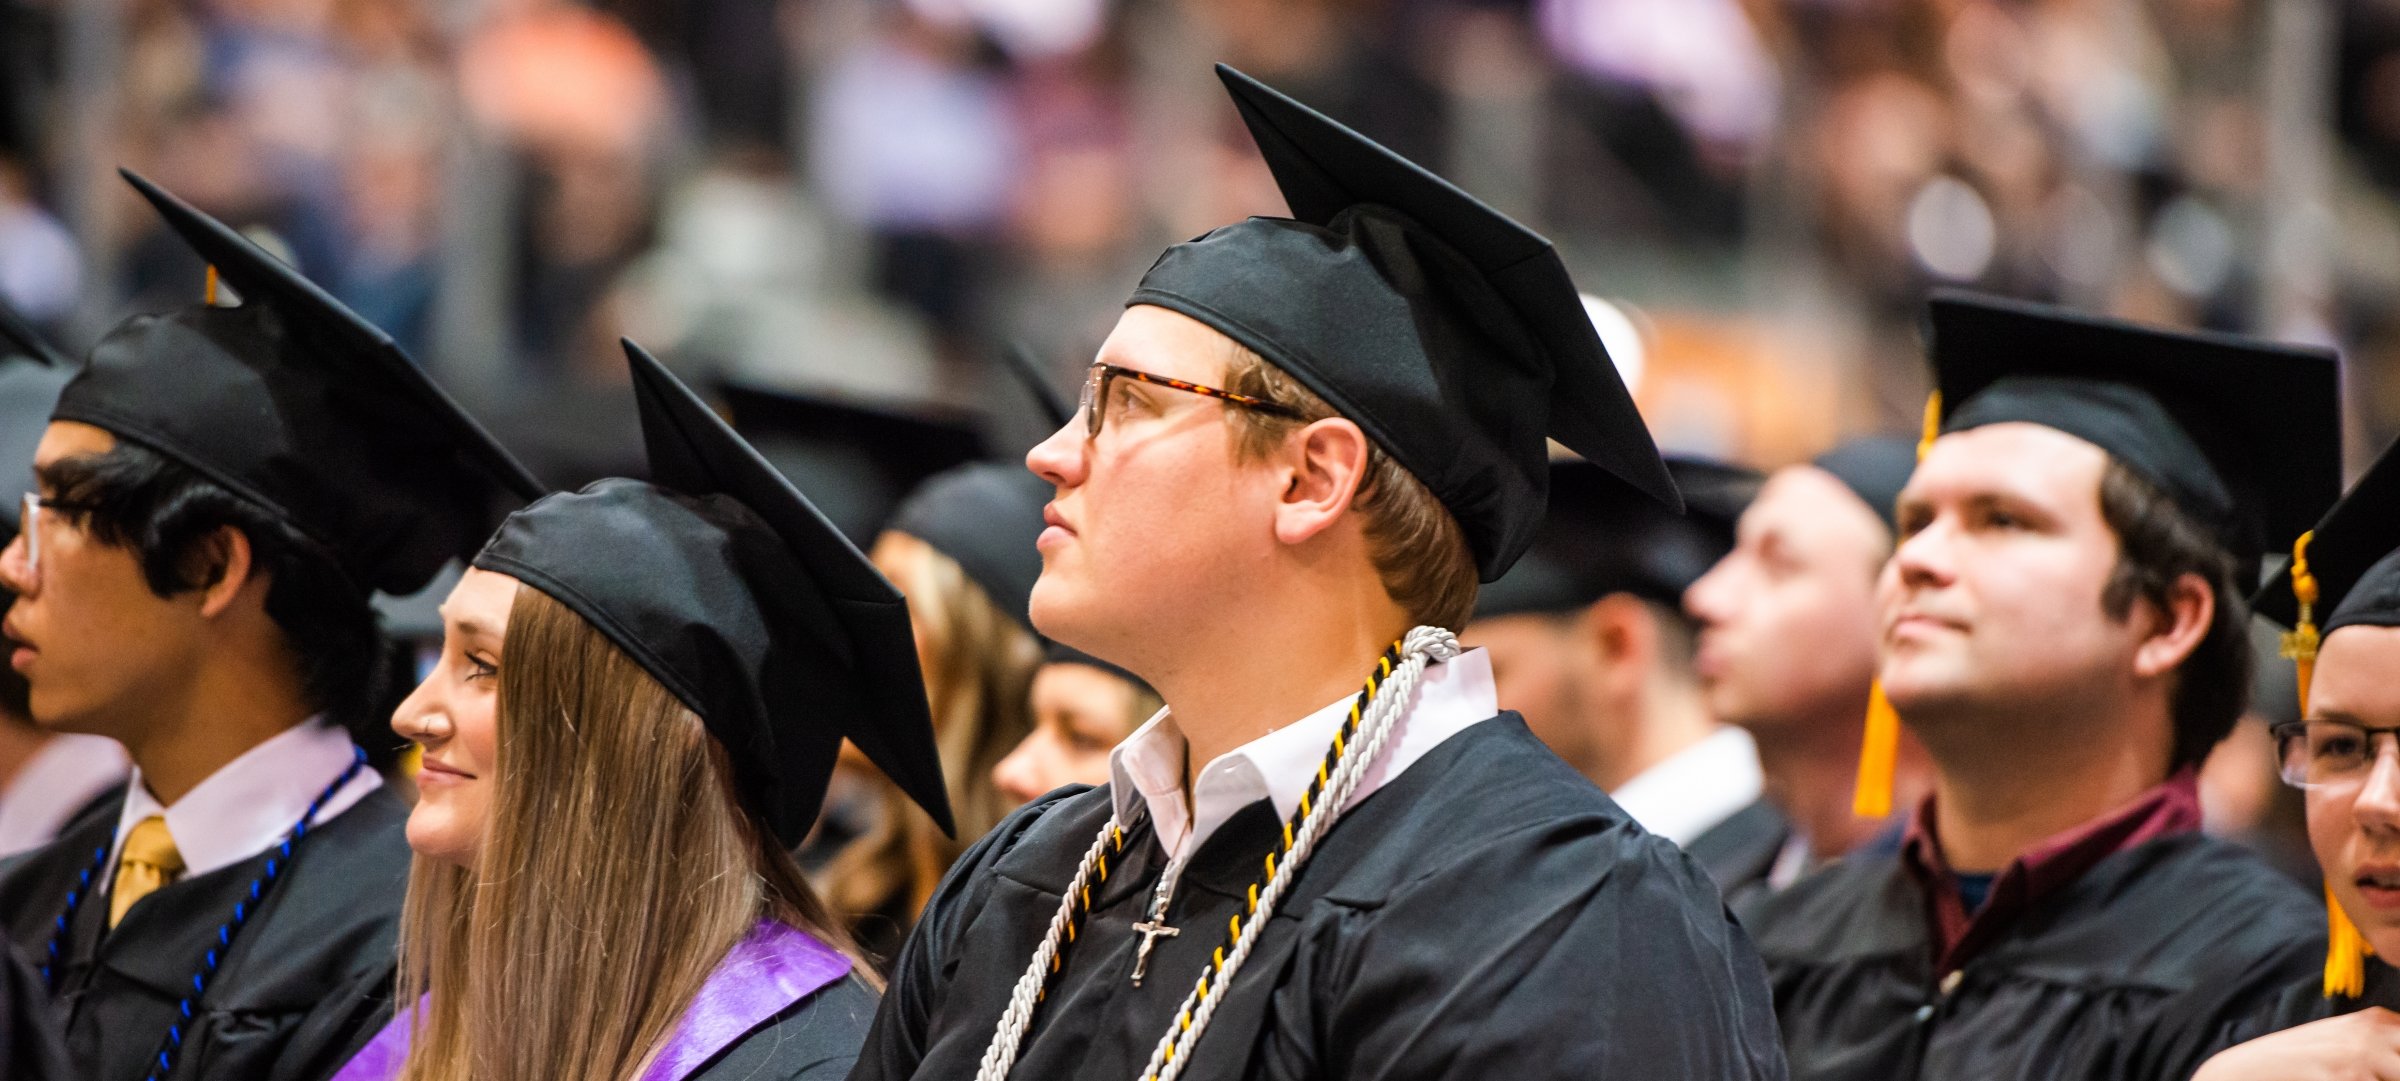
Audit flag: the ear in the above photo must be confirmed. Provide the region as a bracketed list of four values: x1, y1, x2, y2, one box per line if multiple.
[1579, 594, 1658, 676]
[1270, 417, 1373, 547]
[194, 525, 261, 620]
[2130, 571, 2214, 679]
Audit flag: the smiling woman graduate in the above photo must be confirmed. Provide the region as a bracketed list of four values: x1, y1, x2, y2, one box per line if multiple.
[329, 342, 953, 1081]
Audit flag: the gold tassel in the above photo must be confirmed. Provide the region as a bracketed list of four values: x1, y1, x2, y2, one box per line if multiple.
[2282, 531, 2321, 716]
[204, 265, 219, 306]
[2327, 883, 2374, 998]
[1853, 681, 1901, 818]
[1855, 393, 1942, 820]
[1917, 390, 1943, 461]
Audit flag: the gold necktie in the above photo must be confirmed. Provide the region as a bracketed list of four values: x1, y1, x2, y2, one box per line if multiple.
[109, 816, 184, 928]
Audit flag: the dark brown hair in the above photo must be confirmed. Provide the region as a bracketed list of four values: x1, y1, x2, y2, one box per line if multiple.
[2096, 459, 2252, 771]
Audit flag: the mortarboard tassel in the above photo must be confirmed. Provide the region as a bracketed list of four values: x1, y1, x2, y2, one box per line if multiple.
[2282, 531, 2321, 717]
[204, 264, 219, 306]
[2327, 883, 2374, 998]
[2278, 531, 2372, 996]
[1856, 392, 1943, 818]
[1852, 682, 1901, 818]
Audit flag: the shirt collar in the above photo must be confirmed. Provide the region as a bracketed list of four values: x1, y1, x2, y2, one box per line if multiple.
[1108, 648, 1499, 861]
[115, 719, 382, 878]
[1608, 725, 1764, 846]
[1901, 766, 2203, 974]
[0, 734, 127, 858]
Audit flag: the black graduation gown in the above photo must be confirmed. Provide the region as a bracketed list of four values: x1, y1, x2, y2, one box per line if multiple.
[2202, 956, 2400, 1055]
[1685, 798, 1791, 911]
[2, 940, 70, 1081]
[1749, 832, 2322, 1081]
[0, 786, 411, 1081]
[688, 974, 881, 1080]
[849, 715, 1788, 1081]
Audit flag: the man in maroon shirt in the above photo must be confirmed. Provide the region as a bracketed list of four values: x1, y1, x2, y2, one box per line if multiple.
[1747, 291, 2333, 1081]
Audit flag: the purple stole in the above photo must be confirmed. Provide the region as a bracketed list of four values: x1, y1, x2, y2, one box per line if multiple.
[332, 920, 851, 1081]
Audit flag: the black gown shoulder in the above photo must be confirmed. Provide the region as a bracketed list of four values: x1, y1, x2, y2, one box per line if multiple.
[0, 785, 412, 1081]
[850, 714, 1788, 1081]
[689, 973, 881, 1080]
[1748, 830, 2321, 1081]
[1685, 798, 1791, 910]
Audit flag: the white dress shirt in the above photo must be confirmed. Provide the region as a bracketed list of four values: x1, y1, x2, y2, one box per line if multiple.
[1608, 724, 1764, 847]
[110, 719, 381, 882]
[0, 733, 128, 858]
[1108, 648, 1500, 864]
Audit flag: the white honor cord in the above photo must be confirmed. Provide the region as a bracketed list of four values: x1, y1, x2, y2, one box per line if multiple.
[967, 626, 1461, 1081]
[1135, 626, 1459, 1081]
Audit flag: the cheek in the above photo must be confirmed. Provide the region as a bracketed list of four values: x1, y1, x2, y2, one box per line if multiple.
[455, 696, 500, 773]
[2308, 789, 2359, 877]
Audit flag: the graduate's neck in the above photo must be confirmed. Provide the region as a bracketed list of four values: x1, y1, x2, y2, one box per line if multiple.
[0, 716, 50, 791]
[119, 632, 318, 807]
[1147, 585, 1414, 788]
[1593, 671, 1715, 793]
[1913, 684, 2172, 874]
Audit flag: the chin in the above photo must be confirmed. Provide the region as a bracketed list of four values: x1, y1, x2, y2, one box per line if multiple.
[403, 808, 475, 867]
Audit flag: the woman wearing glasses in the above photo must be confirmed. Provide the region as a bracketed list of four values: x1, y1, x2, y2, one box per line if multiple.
[2194, 439, 2400, 1080]
[331, 342, 951, 1081]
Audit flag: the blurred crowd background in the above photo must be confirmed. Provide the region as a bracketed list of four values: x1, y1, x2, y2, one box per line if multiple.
[9, 0, 2400, 480]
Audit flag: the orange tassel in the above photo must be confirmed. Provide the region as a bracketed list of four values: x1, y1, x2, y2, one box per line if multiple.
[2327, 883, 2375, 998]
[1853, 681, 1902, 818]
[204, 265, 219, 306]
[1917, 391, 1943, 461]
[2282, 531, 2322, 716]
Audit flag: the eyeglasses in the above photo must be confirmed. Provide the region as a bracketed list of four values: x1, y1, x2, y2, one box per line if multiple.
[2273, 720, 2400, 790]
[15, 493, 89, 586]
[1077, 363, 1304, 440]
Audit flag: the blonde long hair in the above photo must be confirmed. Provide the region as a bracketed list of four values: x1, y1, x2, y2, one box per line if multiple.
[830, 531, 1039, 938]
[394, 585, 861, 1081]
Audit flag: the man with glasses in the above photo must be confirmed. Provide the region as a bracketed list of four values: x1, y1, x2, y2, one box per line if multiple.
[2190, 435, 2400, 1078]
[849, 66, 1785, 1081]
[1746, 292, 2332, 1080]
[0, 307, 124, 860]
[0, 173, 539, 1081]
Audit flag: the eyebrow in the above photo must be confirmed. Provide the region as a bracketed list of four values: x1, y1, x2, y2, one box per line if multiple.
[440, 612, 501, 643]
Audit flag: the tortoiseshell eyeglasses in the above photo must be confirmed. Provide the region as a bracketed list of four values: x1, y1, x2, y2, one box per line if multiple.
[1078, 363, 1304, 439]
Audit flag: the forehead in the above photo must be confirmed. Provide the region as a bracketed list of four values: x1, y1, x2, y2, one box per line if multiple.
[2312, 625, 2400, 720]
[1741, 465, 1886, 549]
[1100, 305, 1244, 384]
[31, 420, 118, 471]
[441, 567, 522, 637]
[1903, 422, 2111, 507]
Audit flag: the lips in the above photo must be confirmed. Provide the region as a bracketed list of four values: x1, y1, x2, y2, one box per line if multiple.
[2356, 864, 2400, 910]
[418, 758, 478, 784]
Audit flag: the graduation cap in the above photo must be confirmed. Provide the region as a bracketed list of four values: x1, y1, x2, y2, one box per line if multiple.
[1124, 65, 1677, 583]
[999, 341, 1075, 431]
[0, 310, 71, 536]
[473, 341, 953, 845]
[1810, 435, 1917, 536]
[50, 170, 544, 596]
[1925, 290, 2342, 573]
[717, 380, 988, 548]
[1474, 457, 1758, 621]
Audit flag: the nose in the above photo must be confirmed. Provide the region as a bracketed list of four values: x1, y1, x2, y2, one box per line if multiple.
[1683, 558, 1735, 627]
[992, 735, 1042, 805]
[1026, 422, 1087, 490]
[2353, 738, 2400, 835]
[0, 531, 34, 597]
[391, 676, 451, 746]
[1889, 516, 1956, 596]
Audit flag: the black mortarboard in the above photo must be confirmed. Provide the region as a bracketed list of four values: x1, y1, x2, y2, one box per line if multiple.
[2255, 435, 2400, 635]
[50, 170, 544, 595]
[474, 341, 953, 844]
[999, 341, 1074, 431]
[0, 295, 73, 369]
[1474, 457, 1757, 621]
[717, 380, 988, 548]
[0, 335, 69, 536]
[1926, 290, 2341, 572]
[1811, 435, 1916, 535]
[1125, 65, 1677, 582]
